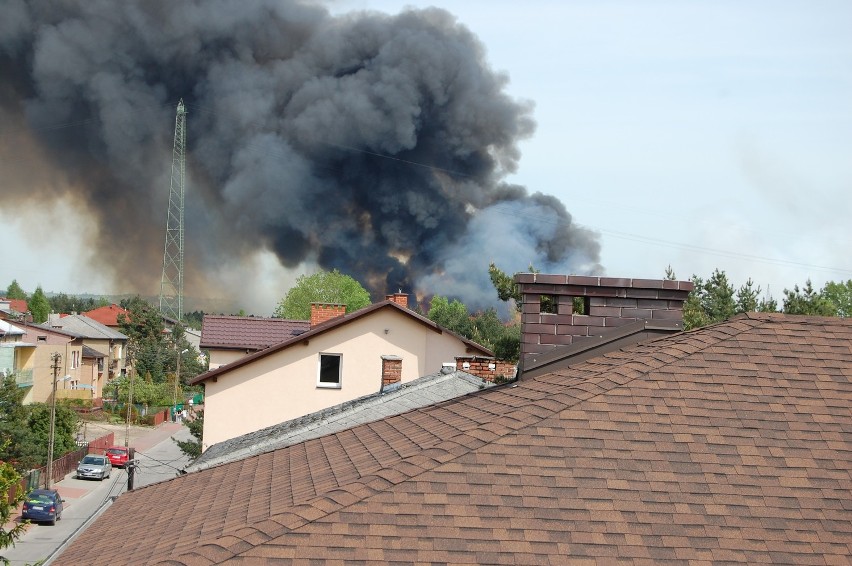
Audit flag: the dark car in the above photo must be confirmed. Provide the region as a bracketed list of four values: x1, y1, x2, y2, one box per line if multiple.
[76, 454, 112, 480]
[22, 489, 64, 525]
[105, 446, 131, 468]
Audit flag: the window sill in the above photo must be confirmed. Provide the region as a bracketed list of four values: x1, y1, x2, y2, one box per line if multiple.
[317, 383, 341, 389]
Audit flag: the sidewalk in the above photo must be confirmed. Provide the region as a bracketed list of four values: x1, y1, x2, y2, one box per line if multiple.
[4, 421, 186, 534]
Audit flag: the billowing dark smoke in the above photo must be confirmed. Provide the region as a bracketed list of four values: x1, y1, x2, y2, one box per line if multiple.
[0, 0, 600, 312]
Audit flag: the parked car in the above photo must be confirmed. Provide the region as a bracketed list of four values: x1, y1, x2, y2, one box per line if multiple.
[105, 446, 131, 468]
[22, 489, 64, 525]
[76, 454, 112, 481]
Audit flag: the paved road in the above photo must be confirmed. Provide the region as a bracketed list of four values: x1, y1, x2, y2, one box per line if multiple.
[1, 422, 193, 566]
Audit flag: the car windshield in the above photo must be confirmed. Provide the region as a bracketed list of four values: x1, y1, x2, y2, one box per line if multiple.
[81, 456, 105, 465]
[106, 448, 126, 455]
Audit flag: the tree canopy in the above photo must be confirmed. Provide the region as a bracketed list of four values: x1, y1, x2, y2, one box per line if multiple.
[3, 279, 27, 300]
[0, 375, 78, 472]
[117, 296, 205, 386]
[28, 286, 50, 323]
[273, 270, 371, 320]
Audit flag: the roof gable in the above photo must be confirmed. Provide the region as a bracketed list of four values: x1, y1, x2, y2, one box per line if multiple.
[55, 314, 852, 565]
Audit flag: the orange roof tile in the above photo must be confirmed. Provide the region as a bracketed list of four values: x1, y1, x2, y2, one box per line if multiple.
[82, 304, 128, 327]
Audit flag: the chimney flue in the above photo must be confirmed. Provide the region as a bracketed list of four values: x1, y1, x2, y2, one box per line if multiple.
[385, 292, 409, 309]
[310, 303, 346, 327]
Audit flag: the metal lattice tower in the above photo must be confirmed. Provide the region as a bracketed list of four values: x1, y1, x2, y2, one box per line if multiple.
[159, 99, 187, 321]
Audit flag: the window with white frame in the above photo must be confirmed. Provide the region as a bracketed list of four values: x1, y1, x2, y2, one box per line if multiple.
[317, 353, 342, 388]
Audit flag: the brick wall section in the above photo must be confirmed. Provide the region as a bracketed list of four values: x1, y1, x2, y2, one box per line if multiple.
[515, 274, 694, 359]
[385, 293, 409, 309]
[456, 356, 517, 382]
[381, 356, 402, 387]
[310, 303, 346, 327]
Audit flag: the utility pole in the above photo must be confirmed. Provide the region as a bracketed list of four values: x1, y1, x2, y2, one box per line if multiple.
[46, 353, 61, 489]
[124, 366, 135, 447]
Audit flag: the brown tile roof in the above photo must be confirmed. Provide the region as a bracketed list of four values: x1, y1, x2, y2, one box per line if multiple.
[54, 313, 852, 565]
[0, 298, 28, 314]
[191, 300, 494, 385]
[200, 315, 310, 350]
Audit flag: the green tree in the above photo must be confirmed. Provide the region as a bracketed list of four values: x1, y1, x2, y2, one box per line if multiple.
[682, 275, 711, 330]
[0, 443, 28, 555]
[821, 280, 852, 317]
[119, 296, 169, 383]
[735, 278, 762, 314]
[427, 296, 474, 337]
[28, 286, 50, 323]
[174, 410, 203, 459]
[3, 280, 27, 300]
[48, 293, 107, 315]
[782, 280, 837, 316]
[273, 270, 371, 320]
[702, 269, 736, 322]
[488, 262, 519, 306]
[0, 388, 79, 472]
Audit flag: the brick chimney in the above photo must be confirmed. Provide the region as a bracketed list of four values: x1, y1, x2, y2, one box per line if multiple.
[381, 355, 402, 389]
[385, 293, 409, 309]
[310, 303, 346, 327]
[515, 274, 693, 361]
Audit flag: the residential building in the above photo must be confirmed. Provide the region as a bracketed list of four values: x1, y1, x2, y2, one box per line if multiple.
[5, 322, 84, 404]
[81, 303, 129, 329]
[190, 295, 493, 449]
[200, 315, 310, 370]
[43, 313, 130, 397]
[53, 312, 852, 565]
[0, 297, 30, 322]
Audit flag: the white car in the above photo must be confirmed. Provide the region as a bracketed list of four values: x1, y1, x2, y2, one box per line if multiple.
[76, 454, 112, 481]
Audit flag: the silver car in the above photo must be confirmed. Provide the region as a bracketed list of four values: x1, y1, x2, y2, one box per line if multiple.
[76, 454, 112, 481]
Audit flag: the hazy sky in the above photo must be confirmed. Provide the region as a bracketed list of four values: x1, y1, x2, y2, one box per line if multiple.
[2, 0, 850, 312]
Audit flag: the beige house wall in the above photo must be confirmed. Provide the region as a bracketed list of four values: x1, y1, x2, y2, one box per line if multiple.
[202, 309, 477, 449]
[208, 349, 247, 370]
[23, 341, 84, 405]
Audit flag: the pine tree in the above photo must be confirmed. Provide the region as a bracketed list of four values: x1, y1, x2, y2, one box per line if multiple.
[28, 286, 50, 323]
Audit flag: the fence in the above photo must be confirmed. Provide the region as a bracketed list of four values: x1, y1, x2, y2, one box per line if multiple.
[6, 432, 115, 502]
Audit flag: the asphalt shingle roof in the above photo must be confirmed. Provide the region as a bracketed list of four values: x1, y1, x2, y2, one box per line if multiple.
[188, 369, 494, 472]
[200, 315, 310, 350]
[55, 313, 852, 565]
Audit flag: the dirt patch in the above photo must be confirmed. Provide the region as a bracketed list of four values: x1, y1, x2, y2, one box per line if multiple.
[78, 419, 157, 446]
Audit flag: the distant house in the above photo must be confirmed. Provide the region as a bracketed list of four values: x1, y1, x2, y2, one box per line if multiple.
[190, 294, 493, 449]
[81, 303, 129, 328]
[44, 313, 130, 396]
[0, 297, 30, 322]
[200, 315, 310, 370]
[54, 311, 852, 565]
[3, 321, 84, 404]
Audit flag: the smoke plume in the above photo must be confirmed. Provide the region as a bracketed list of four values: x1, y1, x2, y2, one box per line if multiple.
[0, 0, 600, 312]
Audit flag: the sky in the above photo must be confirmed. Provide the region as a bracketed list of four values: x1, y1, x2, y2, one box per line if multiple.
[2, 0, 851, 313]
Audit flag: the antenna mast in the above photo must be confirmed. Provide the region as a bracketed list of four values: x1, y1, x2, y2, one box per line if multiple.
[159, 99, 187, 321]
